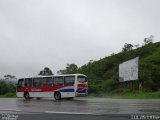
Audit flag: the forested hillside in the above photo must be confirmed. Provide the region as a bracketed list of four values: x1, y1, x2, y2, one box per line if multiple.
[1, 42, 159, 97]
[78, 42, 160, 94]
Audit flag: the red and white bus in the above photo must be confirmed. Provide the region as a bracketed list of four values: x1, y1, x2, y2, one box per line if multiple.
[16, 74, 88, 100]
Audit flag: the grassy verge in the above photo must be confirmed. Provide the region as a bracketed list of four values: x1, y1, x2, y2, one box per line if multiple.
[88, 91, 160, 99]
[0, 93, 16, 98]
[1, 91, 160, 99]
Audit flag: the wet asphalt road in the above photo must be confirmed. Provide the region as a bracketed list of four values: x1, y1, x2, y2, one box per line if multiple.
[0, 98, 160, 120]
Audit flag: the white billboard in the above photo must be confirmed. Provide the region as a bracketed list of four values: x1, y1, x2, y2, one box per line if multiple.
[119, 57, 139, 82]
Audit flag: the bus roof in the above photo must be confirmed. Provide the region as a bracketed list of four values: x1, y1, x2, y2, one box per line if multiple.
[18, 74, 86, 79]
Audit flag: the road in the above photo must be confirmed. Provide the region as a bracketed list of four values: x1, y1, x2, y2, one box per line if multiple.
[0, 98, 160, 120]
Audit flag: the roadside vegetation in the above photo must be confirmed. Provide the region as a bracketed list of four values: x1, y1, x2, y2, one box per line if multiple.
[88, 90, 160, 99]
[0, 81, 16, 97]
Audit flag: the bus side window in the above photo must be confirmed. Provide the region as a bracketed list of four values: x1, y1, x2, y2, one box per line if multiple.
[41, 78, 46, 86]
[64, 76, 75, 86]
[53, 77, 63, 86]
[42, 77, 53, 86]
[24, 78, 32, 86]
[33, 78, 42, 86]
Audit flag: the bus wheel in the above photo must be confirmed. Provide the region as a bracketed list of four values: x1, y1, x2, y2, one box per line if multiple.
[24, 92, 30, 100]
[54, 92, 61, 100]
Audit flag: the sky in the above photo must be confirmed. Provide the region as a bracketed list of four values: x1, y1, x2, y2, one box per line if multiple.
[0, 0, 160, 78]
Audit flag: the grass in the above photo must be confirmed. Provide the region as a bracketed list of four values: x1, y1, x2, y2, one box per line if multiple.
[0, 93, 16, 98]
[88, 91, 160, 99]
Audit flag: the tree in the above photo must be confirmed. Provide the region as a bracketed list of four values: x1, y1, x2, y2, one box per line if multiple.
[144, 35, 154, 45]
[39, 67, 54, 76]
[66, 64, 78, 74]
[122, 43, 133, 52]
[57, 64, 78, 74]
[57, 69, 66, 75]
[3, 74, 17, 84]
[134, 44, 139, 48]
[4, 74, 16, 79]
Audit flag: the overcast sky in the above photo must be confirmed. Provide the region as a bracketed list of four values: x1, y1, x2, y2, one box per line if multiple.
[0, 0, 160, 78]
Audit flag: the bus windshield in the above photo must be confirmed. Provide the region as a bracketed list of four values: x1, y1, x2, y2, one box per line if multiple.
[77, 76, 87, 83]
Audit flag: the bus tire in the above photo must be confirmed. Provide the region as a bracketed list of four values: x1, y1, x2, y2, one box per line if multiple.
[54, 92, 61, 100]
[24, 92, 30, 100]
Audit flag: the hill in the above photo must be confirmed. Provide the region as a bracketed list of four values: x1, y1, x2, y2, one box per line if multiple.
[78, 42, 160, 95]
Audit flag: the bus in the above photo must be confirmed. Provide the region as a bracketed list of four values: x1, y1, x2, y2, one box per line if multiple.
[16, 74, 88, 100]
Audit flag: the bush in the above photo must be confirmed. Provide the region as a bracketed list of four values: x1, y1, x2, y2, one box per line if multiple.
[0, 81, 16, 95]
[111, 87, 132, 95]
[4, 93, 16, 97]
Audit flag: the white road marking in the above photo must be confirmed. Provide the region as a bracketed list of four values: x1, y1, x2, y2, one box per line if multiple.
[45, 111, 101, 115]
[0, 109, 22, 112]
